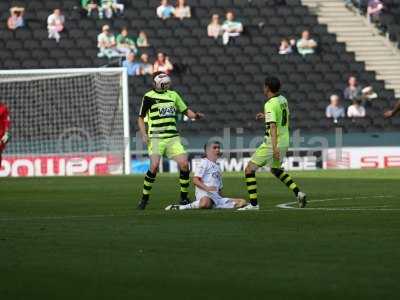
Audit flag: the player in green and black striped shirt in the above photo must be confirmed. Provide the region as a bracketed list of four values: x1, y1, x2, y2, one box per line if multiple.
[137, 72, 204, 209]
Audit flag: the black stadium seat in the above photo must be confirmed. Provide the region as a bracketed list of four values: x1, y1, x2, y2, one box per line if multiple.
[0, 0, 397, 134]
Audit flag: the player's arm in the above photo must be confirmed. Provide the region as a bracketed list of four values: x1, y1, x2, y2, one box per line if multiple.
[175, 92, 204, 120]
[185, 109, 204, 120]
[270, 122, 279, 161]
[384, 100, 400, 118]
[137, 96, 152, 144]
[265, 101, 279, 160]
[192, 176, 217, 192]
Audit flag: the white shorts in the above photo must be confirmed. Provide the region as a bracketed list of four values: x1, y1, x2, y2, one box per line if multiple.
[195, 190, 236, 209]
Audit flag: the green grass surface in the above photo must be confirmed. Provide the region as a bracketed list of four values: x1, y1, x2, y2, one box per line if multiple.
[1, 169, 400, 299]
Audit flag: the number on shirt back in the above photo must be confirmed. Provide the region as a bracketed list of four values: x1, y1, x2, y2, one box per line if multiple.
[282, 108, 287, 126]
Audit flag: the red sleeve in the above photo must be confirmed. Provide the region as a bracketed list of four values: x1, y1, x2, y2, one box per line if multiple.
[1, 105, 10, 132]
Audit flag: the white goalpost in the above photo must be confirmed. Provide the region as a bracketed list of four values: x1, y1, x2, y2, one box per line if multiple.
[0, 68, 131, 177]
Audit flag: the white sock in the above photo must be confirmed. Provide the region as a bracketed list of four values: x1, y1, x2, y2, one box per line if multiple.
[179, 202, 199, 210]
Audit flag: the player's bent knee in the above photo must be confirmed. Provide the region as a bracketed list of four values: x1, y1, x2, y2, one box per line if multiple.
[199, 197, 212, 209]
[149, 165, 159, 174]
[245, 163, 256, 176]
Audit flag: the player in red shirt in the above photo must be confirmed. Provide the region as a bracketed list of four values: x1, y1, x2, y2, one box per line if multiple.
[0, 102, 10, 167]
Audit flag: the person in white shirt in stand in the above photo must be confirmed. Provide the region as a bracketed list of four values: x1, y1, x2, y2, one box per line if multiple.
[165, 141, 247, 210]
[347, 99, 366, 118]
[47, 9, 65, 43]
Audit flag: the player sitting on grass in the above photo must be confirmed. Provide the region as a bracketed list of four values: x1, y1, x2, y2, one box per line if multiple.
[165, 141, 247, 210]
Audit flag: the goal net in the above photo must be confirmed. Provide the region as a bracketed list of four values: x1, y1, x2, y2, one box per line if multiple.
[0, 68, 130, 177]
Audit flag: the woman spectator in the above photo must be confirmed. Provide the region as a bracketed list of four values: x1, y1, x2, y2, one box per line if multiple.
[174, 0, 191, 20]
[347, 99, 366, 118]
[7, 7, 25, 30]
[207, 14, 221, 39]
[153, 52, 173, 75]
[137, 31, 150, 48]
[47, 9, 65, 43]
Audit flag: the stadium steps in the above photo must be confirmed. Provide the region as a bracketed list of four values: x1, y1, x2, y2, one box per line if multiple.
[302, 0, 400, 98]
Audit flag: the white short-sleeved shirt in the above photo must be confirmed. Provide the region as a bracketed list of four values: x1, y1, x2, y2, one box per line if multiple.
[194, 158, 223, 195]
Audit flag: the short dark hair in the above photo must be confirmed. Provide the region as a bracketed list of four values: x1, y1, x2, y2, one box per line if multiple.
[203, 141, 221, 152]
[152, 71, 165, 79]
[264, 76, 281, 93]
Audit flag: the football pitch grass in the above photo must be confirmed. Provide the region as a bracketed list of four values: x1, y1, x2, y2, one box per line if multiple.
[1, 169, 400, 299]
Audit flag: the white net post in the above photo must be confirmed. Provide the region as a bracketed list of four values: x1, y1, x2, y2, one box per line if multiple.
[0, 68, 131, 177]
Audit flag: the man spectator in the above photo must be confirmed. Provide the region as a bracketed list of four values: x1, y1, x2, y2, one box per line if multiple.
[326, 94, 345, 123]
[153, 52, 173, 74]
[157, 0, 175, 20]
[207, 14, 222, 39]
[221, 11, 243, 45]
[367, 0, 383, 24]
[174, 0, 191, 20]
[7, 6, 25, 30]
[101, 0, 124, 19]
[122, 52, 142, 76]
[137, 31, 150, 48]
[296, 30, 317, 56]
[81, 0, 100, 17]
[347, 99, 366, 118]
[116, 27, 137, 56]
[97, 24, 120, 58]
[47, 9, 65, 43]
[343, 76, 362, 102]
[140, 53, 154, 75]
[279, 38, 293, 55]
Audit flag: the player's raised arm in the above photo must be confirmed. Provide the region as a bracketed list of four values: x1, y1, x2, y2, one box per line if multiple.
[384, 100, 400, 118]
[185, 109, 204, 120]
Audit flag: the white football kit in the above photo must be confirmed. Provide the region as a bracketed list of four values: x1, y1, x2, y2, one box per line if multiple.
[193, 158, 236, 209]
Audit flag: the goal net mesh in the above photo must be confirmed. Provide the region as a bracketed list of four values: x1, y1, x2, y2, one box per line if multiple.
[0, 70, 127, 176]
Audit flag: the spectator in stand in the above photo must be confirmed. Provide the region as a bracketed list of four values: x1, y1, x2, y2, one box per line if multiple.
[157, 0, 175, 20]
[367, 0, 384, 24]
[140, 53, 154, 75]
[360, 85, 378, 107]
[116, 27, 138, 56]
[296, 30, 317, 56]
[221, 11, 243, 45]
[153, 52, 174, 74]
[347, 99, 366, 118]
[47, 9, 65, 43]
[174, 0, 191, 20]
[278, 38, 293, 55]
[326, 94, 345, 123]
[343, 76, 362, 101]
[101, 0, 124, 18]
[122, 52, 142, 76]
[7, 6, 25, 30]
[207, 14, 222, 39]
[137, 31, 150, 48]
[97, 24, 120, 58]
[81, 0, 99, 17]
